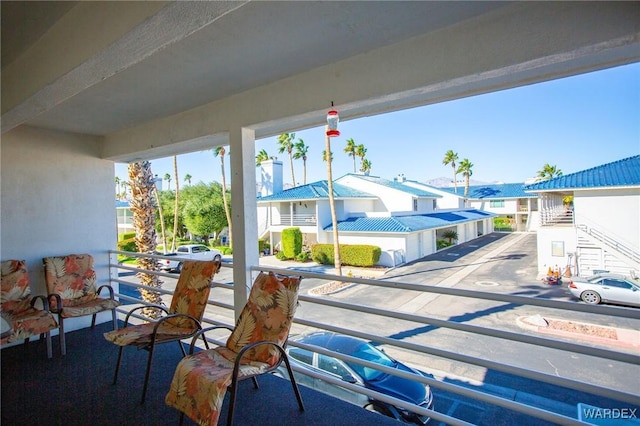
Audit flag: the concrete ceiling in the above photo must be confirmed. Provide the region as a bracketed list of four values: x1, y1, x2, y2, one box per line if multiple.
[2, 1, 639, 152]
[1, 1, 510, 135]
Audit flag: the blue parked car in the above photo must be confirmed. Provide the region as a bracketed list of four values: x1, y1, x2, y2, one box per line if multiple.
[278, 332, 434, 424]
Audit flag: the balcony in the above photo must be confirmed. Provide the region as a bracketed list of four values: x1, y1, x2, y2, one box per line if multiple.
[5, 243, 638, 426]
[275, 214, 318, 227]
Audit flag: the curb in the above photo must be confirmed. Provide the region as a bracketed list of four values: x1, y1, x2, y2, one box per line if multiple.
[516, 315, 640, 351]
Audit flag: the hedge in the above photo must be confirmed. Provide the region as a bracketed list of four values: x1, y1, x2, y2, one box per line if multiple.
[281, 227, 302, 259]
[311, 244, 381, 267]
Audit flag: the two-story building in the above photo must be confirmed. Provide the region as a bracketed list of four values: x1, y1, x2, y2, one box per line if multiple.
[257, 160, 496, 266]
[524, 155, 640, 277]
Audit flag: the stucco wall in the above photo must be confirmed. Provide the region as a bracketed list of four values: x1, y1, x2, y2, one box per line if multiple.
[536, 227, 577, 276]
[1, 126, 117, 330]
[574, 189, 640, 250]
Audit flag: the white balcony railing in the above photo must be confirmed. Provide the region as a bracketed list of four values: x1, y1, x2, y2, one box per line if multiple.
[276, 214, 317, 226]
[110, 250, 640, 426]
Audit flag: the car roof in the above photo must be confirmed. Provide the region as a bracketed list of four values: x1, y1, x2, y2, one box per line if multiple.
[294, 332, 368, 355]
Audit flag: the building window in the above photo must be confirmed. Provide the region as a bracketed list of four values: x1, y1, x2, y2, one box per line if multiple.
[551, 241, 564, 257]
[413, 199, 418, 211]
[490, 200, 505, 208]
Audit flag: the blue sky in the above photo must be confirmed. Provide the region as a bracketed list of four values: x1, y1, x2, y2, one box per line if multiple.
[115, 62, 639, 188]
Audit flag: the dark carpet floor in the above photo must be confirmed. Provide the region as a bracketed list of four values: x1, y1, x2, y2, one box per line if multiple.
[1, 322, 398, 426]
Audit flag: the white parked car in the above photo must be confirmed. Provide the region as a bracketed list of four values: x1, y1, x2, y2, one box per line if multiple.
[157, 244, 222, 272]
[567, 273, 640, 307]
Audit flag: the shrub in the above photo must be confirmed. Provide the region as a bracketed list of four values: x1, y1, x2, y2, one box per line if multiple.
[311, 244, 381, 267]
[436, 240, 451, 250]
[275, 251, 288, 260]
[117, 237, 137, 252]
[282, 227, 302, 259]
[442, 229, 458, 243]
[295, 251, 310, 262]
[119, 232, 136, 242]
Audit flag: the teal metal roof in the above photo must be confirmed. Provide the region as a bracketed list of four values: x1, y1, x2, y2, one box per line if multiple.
[437, 183, 534, 199]
[340, 174, 441, 197]
[325, 209, 496, 233]
[524, 155, 640, 191]
[257, 180, 376, 202]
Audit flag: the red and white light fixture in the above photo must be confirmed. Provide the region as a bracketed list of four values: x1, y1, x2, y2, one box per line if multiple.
[326, 108, 340, 137]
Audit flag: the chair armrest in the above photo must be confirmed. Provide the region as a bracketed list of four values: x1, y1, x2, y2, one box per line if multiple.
[233, 340, 288, 377]
[150, 312, 202, 341]
[122, 304, 169, 327]
[97, 284, 116, 300]
[188, 324, 234, 354]
[47, 294, 63, 314]
[30, 295, 52, 311]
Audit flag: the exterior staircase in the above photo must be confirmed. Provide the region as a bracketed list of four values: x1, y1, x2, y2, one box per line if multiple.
[576, 224, 640, 276]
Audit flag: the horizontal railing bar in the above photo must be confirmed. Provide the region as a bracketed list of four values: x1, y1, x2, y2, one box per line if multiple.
[253, 265, 640, 319]
[293, 318, 639, 406]
[289, 340, 586, 426]
[285, 362, 470, 426]
[297, 294, 639, 365]
[109, 255, 638, 422]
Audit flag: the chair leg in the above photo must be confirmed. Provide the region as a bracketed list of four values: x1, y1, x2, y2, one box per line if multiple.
[45, 331, 52, 359]
[141, 344, 156, 404]
[178, 412, 185, 426]
[58, 318, 66, 356]
[282, 355, 305, 412]
[91, 313, 97, 328]
[178, 340, 187, 357]
[252, 377, 259, 389]
[227, 376, 239, 426]
[113, 346, 124, 385]
[112, 309, 118, 330]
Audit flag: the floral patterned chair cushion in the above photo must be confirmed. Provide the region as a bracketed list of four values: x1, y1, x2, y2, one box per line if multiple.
[104, 259, 218, 347]
[104, 259, 220, 403]
[1, 260, 59, 357]
[165, 272, 301, 426]
[43, 254, 120, 317]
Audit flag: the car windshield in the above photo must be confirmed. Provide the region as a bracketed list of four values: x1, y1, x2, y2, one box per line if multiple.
[345, 343, 395, 381]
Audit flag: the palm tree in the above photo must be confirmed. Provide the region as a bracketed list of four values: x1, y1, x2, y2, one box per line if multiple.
[457, 158, 474, 205]
[277, 132, 296, 186]
[537, 164, 563, 181]
[214, 146, 233, 249]
[293, 138, 309, 185]
[115, 177, 121, 200]
[324, 127, 342, 277]
[164, 173, 171, 191]
[443, 150, 459, 193]
[355, 144, 367, 172]
[344, 138, 357, 172]
[155, 185, 169, 254]
[255, 148, 271, 166]
[121, 181, 130, 200]
[184, 174, 192, 185]
[127, 161, 163, 318]
[360, 158, 372, 175]
[171, 156, 180, 252]
[322, 149, 333, 163]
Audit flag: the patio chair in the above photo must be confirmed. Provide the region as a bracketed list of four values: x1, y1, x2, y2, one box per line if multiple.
[43, 254, 120, 356]
[1, 259, 60, 358]
[165, 271, 304, 426]
[104, 259, 220, 403]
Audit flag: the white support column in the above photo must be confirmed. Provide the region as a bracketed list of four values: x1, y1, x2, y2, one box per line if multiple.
[229, 126, 259, 320]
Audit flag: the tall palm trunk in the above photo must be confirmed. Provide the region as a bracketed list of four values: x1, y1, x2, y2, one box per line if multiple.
[219, 149, 233, 249]
[128, 161, 163, 318]
[155, 187, 168, 253]
[289, 150, 296, 187]
[325, 127, 342, 276]
[171, 156, 179, 252]
[452, 164, 458, 194]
